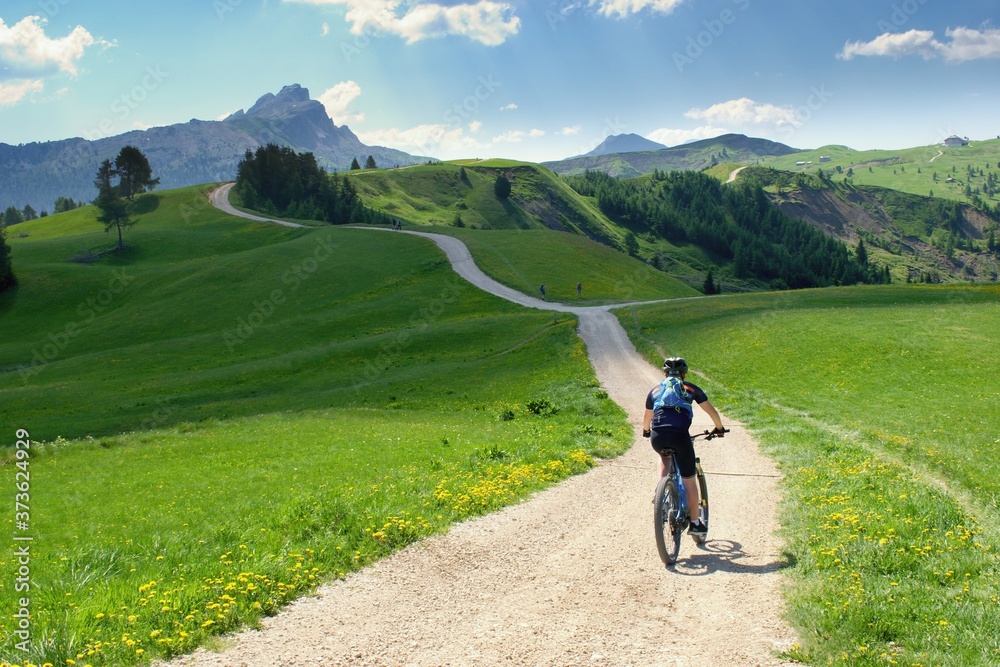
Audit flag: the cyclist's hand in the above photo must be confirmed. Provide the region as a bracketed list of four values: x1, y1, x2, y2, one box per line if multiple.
[642, 429, 651, 438]
[711, 427, 727, 438]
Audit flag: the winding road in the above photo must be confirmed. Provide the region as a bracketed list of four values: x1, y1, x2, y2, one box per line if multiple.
[168, 185, 796, 666]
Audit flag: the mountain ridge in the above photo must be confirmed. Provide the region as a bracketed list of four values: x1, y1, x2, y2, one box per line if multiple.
[0, 84, 426, 212]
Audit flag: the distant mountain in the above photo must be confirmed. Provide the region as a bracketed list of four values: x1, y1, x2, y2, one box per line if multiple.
[544, 133, 798, 177]
[0, 84, 427, 212]
[583, 133, 667, 157]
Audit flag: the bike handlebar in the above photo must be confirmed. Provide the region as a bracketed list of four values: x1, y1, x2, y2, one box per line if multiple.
[692, 428, 730, 441]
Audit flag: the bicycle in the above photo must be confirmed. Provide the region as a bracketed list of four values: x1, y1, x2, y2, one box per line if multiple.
[653, 428, 729, 566]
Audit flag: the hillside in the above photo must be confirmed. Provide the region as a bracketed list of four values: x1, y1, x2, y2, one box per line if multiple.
[543, 133, 797, 177]
[581, 133, 667, 157]
[735, 167, 1000, 282]
[350, 160, 625, 245]
[760, 138, 1000, 209]
[0, 84, 425, 214]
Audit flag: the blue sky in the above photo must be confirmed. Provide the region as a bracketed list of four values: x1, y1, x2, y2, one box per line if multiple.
[1, 0, 998, 162]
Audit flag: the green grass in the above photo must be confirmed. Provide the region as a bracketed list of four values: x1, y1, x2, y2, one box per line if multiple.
[763, 139, 1000, 207]
[443, 228, 699, 303]
[619, 284, 1000, 665]
[0, 186, 632, 666]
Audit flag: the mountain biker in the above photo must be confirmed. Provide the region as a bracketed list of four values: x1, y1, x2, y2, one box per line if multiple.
[642, 356, 725, 536]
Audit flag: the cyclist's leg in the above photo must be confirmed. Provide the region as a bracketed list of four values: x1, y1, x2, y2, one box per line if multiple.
[672, 435, 702, 523]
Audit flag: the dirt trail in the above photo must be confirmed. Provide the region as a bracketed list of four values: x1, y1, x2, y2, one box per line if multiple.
[169, 188, 797, 666]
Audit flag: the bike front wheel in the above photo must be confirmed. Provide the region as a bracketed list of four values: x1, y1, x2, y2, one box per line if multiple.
[653, 474, 683, 566]
[691, 460, 710, 545]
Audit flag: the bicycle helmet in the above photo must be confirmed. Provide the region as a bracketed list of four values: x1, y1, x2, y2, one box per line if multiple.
[662, 356, 688, 377]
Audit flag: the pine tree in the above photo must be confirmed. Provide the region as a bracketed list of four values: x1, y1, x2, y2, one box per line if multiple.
[703, 267, 718, 294]
[0, 225, 14, 292]
[364, 155, 377, 169]
[94, 159, 134, 251]
[350, 158, 361, 170]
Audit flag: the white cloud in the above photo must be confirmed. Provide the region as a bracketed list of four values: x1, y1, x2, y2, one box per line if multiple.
[322, 22, 330, 36]
[284, 0, 520, 46]
[318, 80, 366, 125]
[358, 123, 485, 156]
[0, 16, 102, 80]
[591, 0, 686, 19]
[838, 27, 1000, 63]
[0, 79, 43, 107]
[493, 130, 525, 143]
[685, 97, 801, 129]
[529, 128, 546, 137]
[469, 120, 482, 133]
[499, 103, 517, 111]
[646, 125, 729, 146]
[560, 125, 582, 136]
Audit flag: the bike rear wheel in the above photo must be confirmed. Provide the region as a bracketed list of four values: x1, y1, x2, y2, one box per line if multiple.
[653, 474, 683, 566]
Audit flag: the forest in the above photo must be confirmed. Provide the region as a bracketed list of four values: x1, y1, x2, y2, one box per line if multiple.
[567, 169, 888, 289]
[234, 144, 387, 225]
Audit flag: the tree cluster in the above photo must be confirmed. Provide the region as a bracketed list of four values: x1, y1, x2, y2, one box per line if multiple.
[0, 226, 14, 293]
[568, 170, 887, 289]
[235, 144, 384, 225]
[94, 145, 160, 250]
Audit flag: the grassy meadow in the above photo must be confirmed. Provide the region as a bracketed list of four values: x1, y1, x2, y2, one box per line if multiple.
[762, 139, 1000, 207]
[0, 186, 632, 666]
[620, 285, 1000, 665]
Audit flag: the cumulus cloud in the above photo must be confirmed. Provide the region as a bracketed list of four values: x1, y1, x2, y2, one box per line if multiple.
[685, 97, 801, 129]
[358, 123, 485, 156]
[560, 125, 582, 136]
[469, 120, 482, 133]
[0, 15, 105, 81]
[493, 130, 525, 143]
[0, 79, 44, 107]
[838, 27, 1000, 63]
[318, 80, 366, 125]
[646, 125, 729, 146]
[499, 103, 517, 111]
[529, 128, 545, 137]
[591, 0, 686, 19]
[284, 0, 520, 46]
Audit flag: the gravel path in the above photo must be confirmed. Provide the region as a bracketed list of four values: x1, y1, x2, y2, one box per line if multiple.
[170, 188, 798, 666]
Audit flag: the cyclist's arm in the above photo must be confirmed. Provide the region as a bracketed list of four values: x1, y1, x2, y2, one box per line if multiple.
[642, 408, 653, 433]
[697, 399, 725, 432]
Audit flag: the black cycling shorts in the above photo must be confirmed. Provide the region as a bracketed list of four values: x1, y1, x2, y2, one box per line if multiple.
[650, 428, 697, 478]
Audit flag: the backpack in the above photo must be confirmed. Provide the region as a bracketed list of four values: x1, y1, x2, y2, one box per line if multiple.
[653, 376, 694, 419]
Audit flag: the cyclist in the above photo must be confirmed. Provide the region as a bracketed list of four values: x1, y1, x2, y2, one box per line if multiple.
[642, 357, 725, 536]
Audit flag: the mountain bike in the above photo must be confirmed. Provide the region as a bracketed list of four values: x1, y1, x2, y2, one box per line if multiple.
[653, 428, 728, 566]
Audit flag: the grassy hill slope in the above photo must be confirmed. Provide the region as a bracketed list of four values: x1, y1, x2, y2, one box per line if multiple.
[0, 185, 633, 665]
[761, 138, 1000, 208]
[620, 284, 1000, 666]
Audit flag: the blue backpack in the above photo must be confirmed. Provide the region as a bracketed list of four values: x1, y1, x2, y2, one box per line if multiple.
[653, 376, 694, 419]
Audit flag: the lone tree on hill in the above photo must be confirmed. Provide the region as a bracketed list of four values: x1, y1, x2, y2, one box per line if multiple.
[703, 267, 719, 295]
[364, 155, 377, 169]
[115, 145, 159, 200]
[350, 157, 361, 170]
[94, 159, 135, 251]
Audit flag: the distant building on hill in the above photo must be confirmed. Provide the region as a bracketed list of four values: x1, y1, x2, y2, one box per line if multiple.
[943, 135, 969, 147]
[819, 155, 831, 162]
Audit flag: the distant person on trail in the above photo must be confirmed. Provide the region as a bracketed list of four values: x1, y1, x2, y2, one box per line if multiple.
[642, 356, 725, 536]
[539, 284, 546, 300]
[577, 282, 582, 297]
